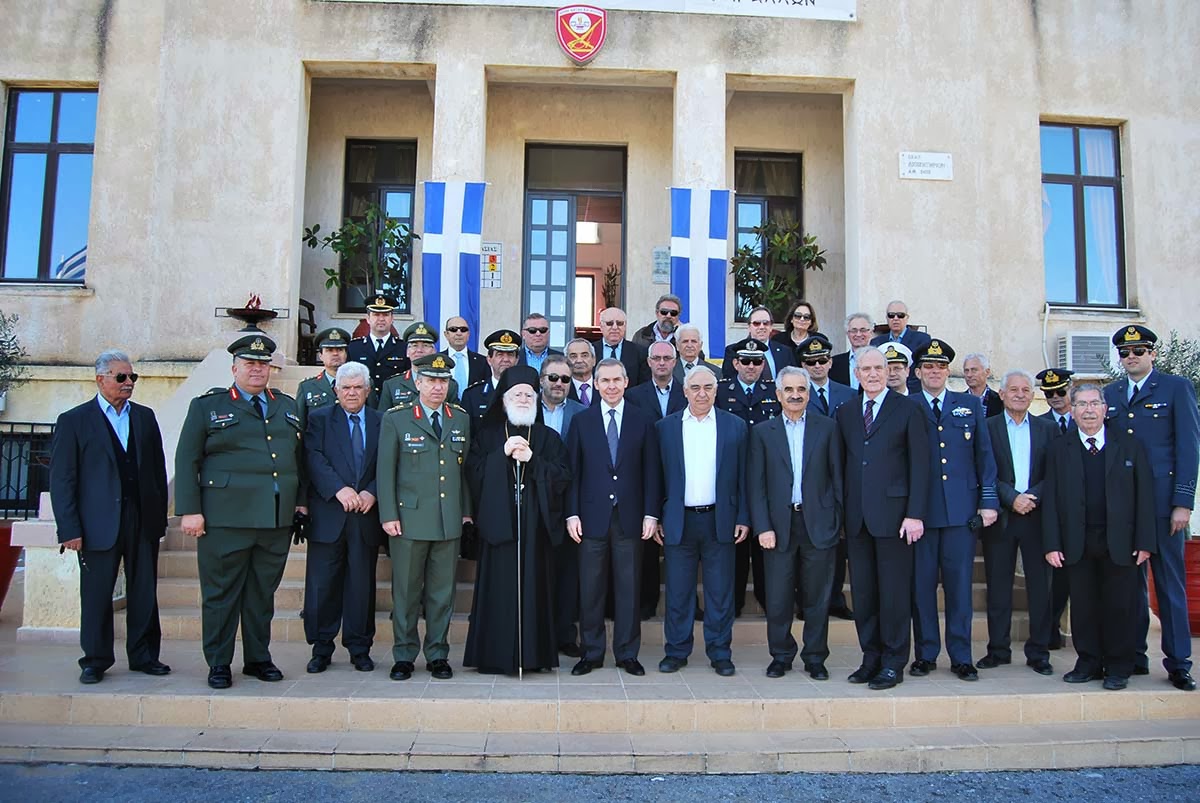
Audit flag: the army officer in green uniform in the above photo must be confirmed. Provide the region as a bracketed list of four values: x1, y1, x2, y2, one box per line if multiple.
[378, 321, 460, 410]
[176, 334, 306, 689]
[378, 353, 472, 681]
[296, 327, 352, 430]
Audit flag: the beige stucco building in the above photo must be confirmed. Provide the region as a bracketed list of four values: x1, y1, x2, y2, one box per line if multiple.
[2, 0, 1198, 422]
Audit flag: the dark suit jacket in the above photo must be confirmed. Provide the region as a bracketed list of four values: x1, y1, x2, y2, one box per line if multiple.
[655, 408, 748, 546]
[836, 390, 930, 538]
[974, 388, 1005, 418]
[565, 401, 662, 541]
[830, 351, 852, 387]
[304, 405, 384, 545]
[626, 380, 686, 421]
[720, 339, 795, 381]
[808, 379, 856, 418]
[441, 348, 489, 388]
[985, 411, 1056, 531]
[594, 339, 650, 386]
[1042, 424, 1156, 566]
[50, 398, 169, 549]
[747, 413, 844, 550]
[567, 378, 600, 407]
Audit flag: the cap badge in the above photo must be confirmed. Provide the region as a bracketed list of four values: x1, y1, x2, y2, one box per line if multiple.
[885, 345, 899, 359]
[928, 341, 944, 357]
[1045, 370, 1059, 384]
[374, 296, 386, 307]
[1123, 326, 1139, 342]
[432, 356, 446, 369]
[329, 331, 342, 341]
[416, 324, 429, 335]
[251, 338, 266, 352]
[500, 333, 514, 345]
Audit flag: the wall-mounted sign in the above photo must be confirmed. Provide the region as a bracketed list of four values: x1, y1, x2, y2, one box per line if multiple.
[557, 5, 607, 64]
[652, 246, 671, 285]
[481, 242, 503, 288]
[899, 151, 954, 181]
[324, 1, 857, 23]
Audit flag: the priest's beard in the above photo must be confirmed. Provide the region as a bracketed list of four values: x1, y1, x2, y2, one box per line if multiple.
[504, 401, 536, 428]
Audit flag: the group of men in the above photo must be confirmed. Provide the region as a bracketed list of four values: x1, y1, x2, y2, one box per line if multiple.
[49, 292, 1197, 694]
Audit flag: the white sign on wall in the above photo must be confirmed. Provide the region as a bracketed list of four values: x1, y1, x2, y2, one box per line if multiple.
[652, 247, 672, 285]
[481, 242, 503, 289]
[324, 1, 857, 22]
[899, 151, 954, 182]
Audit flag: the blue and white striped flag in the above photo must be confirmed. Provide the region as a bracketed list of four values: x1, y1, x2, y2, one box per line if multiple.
[670, 187, 731, 355]
[421, 180, 486, 352]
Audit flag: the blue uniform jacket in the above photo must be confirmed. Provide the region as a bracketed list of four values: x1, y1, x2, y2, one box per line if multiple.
[916, 390, 999, 528]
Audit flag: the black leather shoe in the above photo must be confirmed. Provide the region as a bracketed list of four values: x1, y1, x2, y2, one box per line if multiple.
[427, 659, 453, 679]
[243, 661, 284, 682]
[909, 659, 936, 677]
[1132, 665, 1151, 676]
[207, 665, 232, 689]
[711, 659, 736, 677]
[976, 654, 1011, 669]
[1169, 670, 1197, 691]
[618, 658, 646, 676]
[658, 656, 688, 673]
[79, 667, 104, 684]
[868, 667, 903, 690]
[389, 661, 414, 681]
[306, 655, 331, 674]
[847, 665, 877, 684]
[1103, 675, 1129, 690]
[828, 605, 854, 621]
[571, 658, 600, 676]
[559, 643, 582, 659]
[951, 662, 979, 681]
[804, 662, 829, 681]
[130, 660, 171, 676]
[766, 660, 791, 679]
[1027, 658, 1054, 676]
[351, 654, 375, 672]
[1063, 668, 1102, 683]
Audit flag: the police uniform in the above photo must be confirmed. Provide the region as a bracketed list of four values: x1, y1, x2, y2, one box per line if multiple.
[1036, 367, 1075, 649]
[296, 327, 352, 430]
[377, 353, 472, 679]
[909, 339, 999, 680]
[716, 339, 781, 428]
[1102, 325, 1199, 689]
[378, 322, 460, 410]
[460, 329, 523, 423]
[174, 334, 304, 687]
[347, 295, 408, 397]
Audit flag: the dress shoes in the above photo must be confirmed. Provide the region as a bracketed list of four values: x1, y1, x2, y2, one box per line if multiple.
[130, 660, 171, 676]
[1103, 675, 1129, 690]
[1169, 670, 1197, 691]
[711, 659, 736, 677]
[571, 658, 601, 676]
[951, 662, 979, 681]
[243, 661, 284, 682]
[1027, 658, 1054, 676]
[976, 654, 1011, 669]
[908, 659, 936, 677]
[306, 655, 331, 674]
[389, 661, 414, 681]
[1063, 668, 1103, 684]
[765, 660, 792, 679]
[618, 658, 646, 677]
[351, 654, 375, 672]
[207, 665, 232, 689]
[79, 667, 105, 685]
[828, 605, 854, 621]
[658, 656, 688, 673]
[868, 667, 903, 690]
[804, 662, 828, 681]
[427, 659, 454, 679]
[847, 665, 877, 684]
[558, 643, 582, 659]
[1132, 665, 1150, 676]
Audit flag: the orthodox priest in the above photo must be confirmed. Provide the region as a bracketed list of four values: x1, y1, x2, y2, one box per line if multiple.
[464, 366, 572, 675]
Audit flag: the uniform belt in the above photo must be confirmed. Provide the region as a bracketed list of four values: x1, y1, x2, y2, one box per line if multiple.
[685, 505, 715, 513]
[790, 503, 804, 512]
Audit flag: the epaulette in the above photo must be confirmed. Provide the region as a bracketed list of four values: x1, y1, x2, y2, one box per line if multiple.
[312, 371, 324, 379]
[389, 401, 416, 413]
[464, 379, 489, 392]
[271, 390, 295, 400]
[201, 387, 226, 396]
[448, 402, 467, 413]
[351, 336, 368, 343]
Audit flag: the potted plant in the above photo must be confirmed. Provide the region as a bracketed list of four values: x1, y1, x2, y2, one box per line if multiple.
[602, 263, 621, 309]
[729, 215, 826, 322]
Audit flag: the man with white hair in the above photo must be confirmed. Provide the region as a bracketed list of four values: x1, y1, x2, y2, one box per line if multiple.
[963, 353, 1004, 418]
[673, 323, 707, 384]
[831, 313, 874, 390]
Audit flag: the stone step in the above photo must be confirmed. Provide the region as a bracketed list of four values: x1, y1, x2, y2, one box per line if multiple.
[0, 720, 1195, 773]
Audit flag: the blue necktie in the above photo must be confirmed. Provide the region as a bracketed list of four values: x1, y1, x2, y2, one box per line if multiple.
[349, 413, 364, 477]
[606, 409, 619, 467]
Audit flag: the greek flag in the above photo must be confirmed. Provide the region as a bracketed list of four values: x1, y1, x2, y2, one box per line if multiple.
[670, 187, 730, 355]
[421, 181, 487, 352]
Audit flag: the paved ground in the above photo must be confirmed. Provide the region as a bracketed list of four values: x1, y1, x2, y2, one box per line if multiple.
[3, 764, 1200, 802]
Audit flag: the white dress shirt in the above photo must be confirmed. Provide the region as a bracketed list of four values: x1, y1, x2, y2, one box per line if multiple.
[862, 388, 889, 416]
[783, 413, 806, 505]
[1004, 411, 1031, 493]
[681, 408, 718, 506]
[1078, 426, 1106, 452]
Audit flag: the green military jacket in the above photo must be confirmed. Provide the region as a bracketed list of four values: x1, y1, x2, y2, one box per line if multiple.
[296, 371, 338, 431]
[377, 400, 471, 540]
[175, 385, 305, 529]
[377, 369, 460, 412]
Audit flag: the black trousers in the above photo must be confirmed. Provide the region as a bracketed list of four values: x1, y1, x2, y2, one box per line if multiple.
[78, 504, 162, 671]
[981, 515, 1053, 662]
[1067, 538, 1140, 679]
[578, 510, 642, 663]
[303, 515, 380, 658]
[1051, 565, 1070, 642]
[762, 509, 836, 666]
[825, 537, 850, 611]
[640, 538, 661, 616]
[734, 535, 766, 613]
[553, 534, 580, 647]
[846, 525, 913, 672]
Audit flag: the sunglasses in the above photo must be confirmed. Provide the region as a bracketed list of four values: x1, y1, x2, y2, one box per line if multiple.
[792, 312, 813, 320]
[658, 308, 680, 317]
[445, 326, 469, 333]
[739, 358, 764, 366]
[803, 357, 830, 366]
[600, 320, 625, 327]
[1044, 387, 1068, 398]
[1118, 347, 1149, 358]
[886, 312, 908, 319]
[749, 319, 772, 327]
[524, 327, 549, 334]
[543, 374, 571, 384]
[105, 372, 139, 383]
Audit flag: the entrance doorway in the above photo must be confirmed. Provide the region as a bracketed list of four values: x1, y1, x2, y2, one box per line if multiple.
[523, 145, 625, 348]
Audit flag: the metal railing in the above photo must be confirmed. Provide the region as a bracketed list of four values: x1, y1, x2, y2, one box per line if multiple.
[0, 422, 55, 520]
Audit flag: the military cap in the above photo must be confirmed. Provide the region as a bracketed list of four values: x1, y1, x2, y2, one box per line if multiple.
[797, 334, 833, 360]
[1112, 325, 1158, 348]
[413, 352, 455, 379]
[1035, 368, 1074, 392]
[365, 294, 398, 313]
[913, 338, 954, 364]
[315, 327, 351, 349]
[484, 329, 522, 353]
[403, 321, 437, 345]
[881, 342, 913, 366]
[735, 338, 770, 360]
[228, 334, 276, 362]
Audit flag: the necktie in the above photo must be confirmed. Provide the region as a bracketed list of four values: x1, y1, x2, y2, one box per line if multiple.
[931, 397, 941, 419]
[863, 398, 875, 432]
[349, 413, 364, 476]
[609, 345, 618, 359]
[685, 362, 694, 372]
[454, 354, 467, 391]
[376, 338, 385, 353]
[1059, 416, 1068, 435]
[1129, 382, 1140, 403]
[606, 409, 619, 466]
[1086, 436, 1099, 456]
[580, 383, 590, 406]
[252, 395, 264, 418]
[431, 410, 443, 439]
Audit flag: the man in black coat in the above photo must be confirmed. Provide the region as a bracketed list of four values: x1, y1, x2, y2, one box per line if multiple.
[593, 307, 650, 386]
[50, 350, 170, 684]
[302, 361, 384, 674]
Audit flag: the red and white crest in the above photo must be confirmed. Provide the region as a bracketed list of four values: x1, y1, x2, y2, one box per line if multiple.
[556, 5, 607, 65]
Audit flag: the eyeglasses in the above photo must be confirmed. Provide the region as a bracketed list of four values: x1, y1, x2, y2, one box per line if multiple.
[649, 355, 675, 362]
[104, 373, 139, 383]
[749, 319, 772, 327]
[658, 308, 680, 317]
[1044, 388, 1068, 398]
[445, 326, 469, 334]
[1072, 399, 1106, 409]
[803, 357, 830, 366]
[524, 327, 549, 334]
[847, 327, 872, 335]
[792, 312, 813, 320]
[1118, 347, 1149, 358]
[600, 320, 625, 327]
[543, 374, 571, 384]
[886, 312, 908, 319]
[739, 358, 764, 366]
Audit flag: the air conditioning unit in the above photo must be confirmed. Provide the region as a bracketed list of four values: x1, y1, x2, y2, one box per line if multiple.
[1057, 332, 1116, 377]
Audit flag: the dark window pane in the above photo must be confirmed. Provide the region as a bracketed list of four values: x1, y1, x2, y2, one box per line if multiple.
[56, 93, 98, 144]
[1083, 185, 1120, 305]
[13, 92, 53, 143]
[50, 153, 92, 280]
[527, 147, 623, 191]
[346, 142, 416, 184]
[3, 153, 48, 279]
[1079, 128, 1117, 178]
[1039, 125, 1075, 175]
[1041, 182, 1077, 303]
[735, 155, 799, 196]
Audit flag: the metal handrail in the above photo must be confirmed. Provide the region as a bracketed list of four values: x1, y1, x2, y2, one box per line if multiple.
[0, 422, 55, 520]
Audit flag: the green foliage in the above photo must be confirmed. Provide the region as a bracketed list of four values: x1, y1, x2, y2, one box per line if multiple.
[0, 311, 29, 395]
[302, 203, 419, 306]
[729, 215, 826, 321]
[1102, 329, 1200, 397]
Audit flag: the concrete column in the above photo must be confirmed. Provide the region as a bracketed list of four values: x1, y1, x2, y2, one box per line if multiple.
[672, 65, 726, 189]
[430, 61, 487, 181]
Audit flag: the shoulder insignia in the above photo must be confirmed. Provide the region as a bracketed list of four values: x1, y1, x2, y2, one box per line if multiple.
[313, 371, 324, 379]
[464, 379, 488, 391]
[448, 402, 467, 413]
[200, 386, 226, 397]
